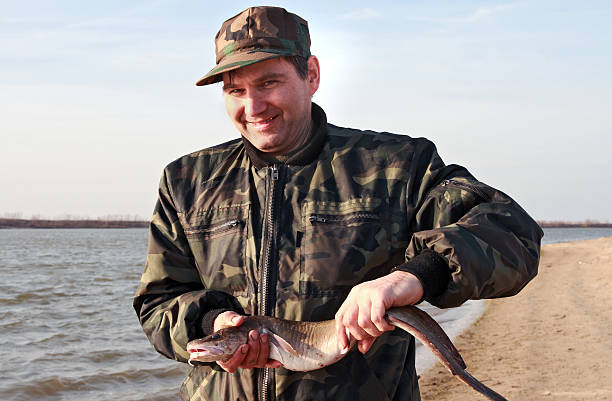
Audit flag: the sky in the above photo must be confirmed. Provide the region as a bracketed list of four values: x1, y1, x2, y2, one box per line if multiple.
[1, 0, 611, 222]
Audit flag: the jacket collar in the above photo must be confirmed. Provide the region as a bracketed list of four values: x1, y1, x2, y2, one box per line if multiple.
[242, 102, 328, 169]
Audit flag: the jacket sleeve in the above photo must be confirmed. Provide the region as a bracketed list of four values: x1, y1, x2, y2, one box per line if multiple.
[403, 139, 543, 308]
[133, 169, 243, 362]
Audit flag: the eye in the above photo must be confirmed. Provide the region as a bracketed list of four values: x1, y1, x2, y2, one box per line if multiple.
[210, 333, 221, 340]
[262, 80, 277, 88]
[228, 88, 244, 96]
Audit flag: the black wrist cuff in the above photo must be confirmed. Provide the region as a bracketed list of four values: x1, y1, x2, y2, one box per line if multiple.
[391, 249, 450, 301]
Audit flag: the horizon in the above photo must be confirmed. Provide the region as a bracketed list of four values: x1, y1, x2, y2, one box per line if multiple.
[2, 213, 612, 225]
[2, 1, 611, 221]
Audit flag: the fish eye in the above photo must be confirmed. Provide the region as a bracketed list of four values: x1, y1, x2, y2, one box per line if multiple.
[210, 333, 221, 340]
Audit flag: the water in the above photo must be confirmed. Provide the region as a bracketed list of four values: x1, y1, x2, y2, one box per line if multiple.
[0, 229, 185, 401]
[541, 227, 612, 245]
[1, 227, 610, 400]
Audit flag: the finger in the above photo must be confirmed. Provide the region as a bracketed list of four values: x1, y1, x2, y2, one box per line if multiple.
[357, 310, 384, 338]
[256, 333, 270, 367]
[356, 299, 383, 338]
[217, 343, 248, 373]
[335, 302, 351, 349]
[335, 313, 349, 350]
[343, 311, 370, 341]
[357, 337, 376, 354]
[242, 330, 261, 368]
[371, 300, 394, 332]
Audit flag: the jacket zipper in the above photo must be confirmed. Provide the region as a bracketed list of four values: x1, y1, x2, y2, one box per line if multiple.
[259, 164, 281, 401]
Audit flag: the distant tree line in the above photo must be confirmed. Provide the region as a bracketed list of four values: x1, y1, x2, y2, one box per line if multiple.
[538, 220, 612, 228]
[1, 212, 146, 221]
[0, 217, 148, 229]
[2, 213, 611, 229]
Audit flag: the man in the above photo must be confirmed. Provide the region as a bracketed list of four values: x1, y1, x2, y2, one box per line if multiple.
[134, 6, 543, 401]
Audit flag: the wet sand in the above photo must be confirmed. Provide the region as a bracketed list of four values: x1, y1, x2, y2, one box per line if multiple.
[419, 236, 612, 400]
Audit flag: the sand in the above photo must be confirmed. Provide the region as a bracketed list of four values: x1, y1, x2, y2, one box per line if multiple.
[418, 236, 612, 401]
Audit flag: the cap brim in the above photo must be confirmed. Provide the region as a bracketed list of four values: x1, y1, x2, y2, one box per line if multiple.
[196, 50, 294, 86]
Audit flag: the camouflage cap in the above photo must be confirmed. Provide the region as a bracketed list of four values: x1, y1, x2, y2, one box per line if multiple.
[196, 6, 311, 86]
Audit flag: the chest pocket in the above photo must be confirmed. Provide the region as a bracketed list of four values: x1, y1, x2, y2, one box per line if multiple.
[184, 205, 250, 297]
[299, 198, 391, 298]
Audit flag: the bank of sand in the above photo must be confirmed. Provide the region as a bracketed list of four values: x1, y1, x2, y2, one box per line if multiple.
[419, 236, 612, 401]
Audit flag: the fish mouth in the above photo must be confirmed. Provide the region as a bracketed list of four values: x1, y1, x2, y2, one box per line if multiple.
[187, 344, 225, 355]
[187, 345, 228, 366]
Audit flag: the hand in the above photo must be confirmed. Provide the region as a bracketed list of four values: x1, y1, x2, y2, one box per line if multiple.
[335, 271, 424, 354]
[212, 311, 282, 373]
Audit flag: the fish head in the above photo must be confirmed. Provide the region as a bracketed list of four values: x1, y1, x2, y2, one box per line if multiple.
[187, 326, 248, 364]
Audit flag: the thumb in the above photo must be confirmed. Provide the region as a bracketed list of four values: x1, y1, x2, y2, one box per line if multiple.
[214, 311, 244, 331]
[357, 336, 376, 354]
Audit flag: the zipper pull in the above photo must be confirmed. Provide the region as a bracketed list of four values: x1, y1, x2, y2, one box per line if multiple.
[271, 164, 279, 181]
[309, 215, 327, 223]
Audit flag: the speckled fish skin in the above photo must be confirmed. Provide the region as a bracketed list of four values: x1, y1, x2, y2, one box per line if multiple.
[187, 316, 348, 372]
[187, 306, 507, 400]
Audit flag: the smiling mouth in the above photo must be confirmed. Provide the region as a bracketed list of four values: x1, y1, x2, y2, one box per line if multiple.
[247, 115, 277, 128]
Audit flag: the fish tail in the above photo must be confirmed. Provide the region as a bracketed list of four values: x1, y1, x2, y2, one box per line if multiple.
[386, 306, 508, 401]
[455, 370, 508, 401]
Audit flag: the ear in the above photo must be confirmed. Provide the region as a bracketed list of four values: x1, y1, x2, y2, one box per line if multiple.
[306, 55, 320, 96]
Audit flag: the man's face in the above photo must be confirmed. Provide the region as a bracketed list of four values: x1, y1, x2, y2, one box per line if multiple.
[222, 56, 320, 155]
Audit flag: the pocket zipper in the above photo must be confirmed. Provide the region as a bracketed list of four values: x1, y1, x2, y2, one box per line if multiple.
[308, 212, 380, 224]
[184, 219, 243, 236]
[441, 179, 491, 201]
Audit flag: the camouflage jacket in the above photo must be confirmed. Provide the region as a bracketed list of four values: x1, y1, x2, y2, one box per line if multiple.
[134, 103, 542, 401]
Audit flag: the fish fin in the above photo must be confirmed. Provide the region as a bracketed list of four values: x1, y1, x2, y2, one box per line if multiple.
[268, 346, 284, 365]
[263, 328, 299, 357]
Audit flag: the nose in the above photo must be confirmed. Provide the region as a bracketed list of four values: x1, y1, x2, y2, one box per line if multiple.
[243, 91, 266, 117]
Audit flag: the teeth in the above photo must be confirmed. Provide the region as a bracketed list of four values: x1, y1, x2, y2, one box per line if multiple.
[250, 116, 275, 124]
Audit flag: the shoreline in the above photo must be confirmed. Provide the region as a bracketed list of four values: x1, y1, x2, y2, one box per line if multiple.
[418, 236, 612, 400]
[1, 218, 611, 229]
[0, 218, 147, 229]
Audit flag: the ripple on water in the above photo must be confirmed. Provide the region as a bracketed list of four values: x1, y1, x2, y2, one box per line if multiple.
[8, 376, 97, 398]
[28, 351, 77, 364]
[93, 277, 113, 282]
[88, 350, 126, 364]
[0, 319, 25, 329]
[0, 291, 54, 306]
[24, 332, 71, 346]
[7, 366, 186, 397]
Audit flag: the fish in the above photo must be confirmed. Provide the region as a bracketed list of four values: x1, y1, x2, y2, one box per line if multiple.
[187, 305, 508, 401]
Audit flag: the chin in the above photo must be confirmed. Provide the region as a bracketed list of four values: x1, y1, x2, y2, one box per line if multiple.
[250, 138, 283, 153]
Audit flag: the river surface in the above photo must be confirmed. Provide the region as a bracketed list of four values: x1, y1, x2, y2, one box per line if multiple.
[1, 227, 610, 400]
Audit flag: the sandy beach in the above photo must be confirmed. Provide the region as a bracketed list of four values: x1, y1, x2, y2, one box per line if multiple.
[419, 236, 612, 401]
